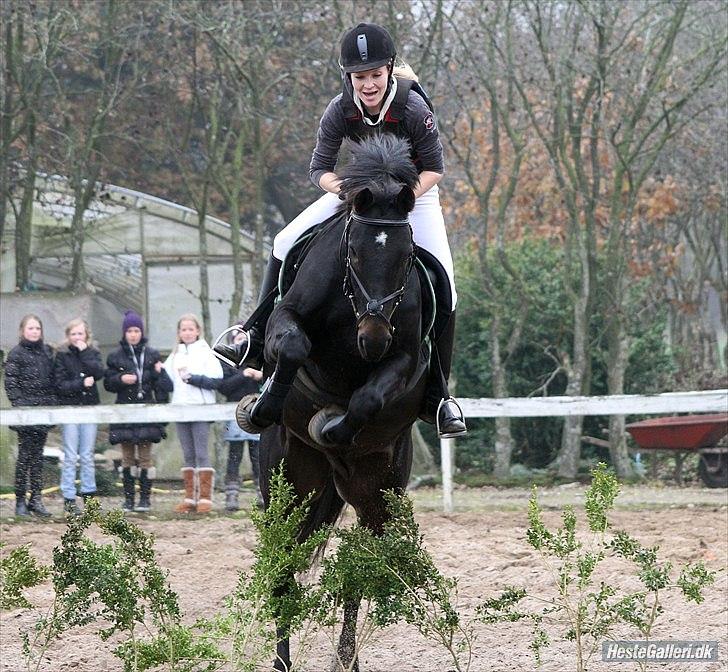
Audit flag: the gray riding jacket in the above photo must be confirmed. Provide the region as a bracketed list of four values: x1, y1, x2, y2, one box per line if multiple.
[309, 88, 444, 189]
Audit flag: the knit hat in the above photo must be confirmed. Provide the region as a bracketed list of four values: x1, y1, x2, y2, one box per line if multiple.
[122, 309, 144, 336]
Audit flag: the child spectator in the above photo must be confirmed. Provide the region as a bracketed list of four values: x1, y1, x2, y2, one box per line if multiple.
[4, 314, 56, 518]
[217, 329, 264, 511]
[104, 310, 172, 513]
[54, 318, 104, 515]
[164, 314, 223, 514]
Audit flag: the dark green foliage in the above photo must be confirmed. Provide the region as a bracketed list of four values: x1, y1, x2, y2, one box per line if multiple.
[0, 543, 50, 610]
[452, 239, 677, 473]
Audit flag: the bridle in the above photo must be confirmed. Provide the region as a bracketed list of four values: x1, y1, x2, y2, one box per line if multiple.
[342, 210, 416, 335]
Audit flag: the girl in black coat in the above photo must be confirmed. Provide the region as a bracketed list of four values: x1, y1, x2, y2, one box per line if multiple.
[53, 318, 105, 514]
[103, 310, 172, 512]
[3, 314, 56, 517]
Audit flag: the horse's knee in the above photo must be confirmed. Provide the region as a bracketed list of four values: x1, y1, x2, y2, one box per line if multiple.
[349, 386, 385, 421]
[275, 325, 311, 366]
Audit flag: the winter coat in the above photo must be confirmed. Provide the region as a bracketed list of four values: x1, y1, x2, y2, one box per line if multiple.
[3, 339, 57, 431]
[163, 338, 223, 406]
[103, 338, 173, 445]
[4, 339, 56, 407]
[217, 363, 260, 403]
[53, 344, 104, 406]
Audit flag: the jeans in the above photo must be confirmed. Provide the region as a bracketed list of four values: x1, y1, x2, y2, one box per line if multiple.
[61, 423, 98, 499]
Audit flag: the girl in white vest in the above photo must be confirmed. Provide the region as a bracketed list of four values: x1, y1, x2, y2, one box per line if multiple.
[164, 314, 223, 514]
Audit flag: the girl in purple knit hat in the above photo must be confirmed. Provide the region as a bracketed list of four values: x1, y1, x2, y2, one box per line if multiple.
[104, 310, 172, 512]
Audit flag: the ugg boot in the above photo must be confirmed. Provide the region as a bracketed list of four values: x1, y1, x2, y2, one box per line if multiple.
[135, 467, 154, 512]
[225, 478, 240, 512]
[175, 467, 196, 513]
[121, 467, 135, 512]
[196, 468, 215, 514]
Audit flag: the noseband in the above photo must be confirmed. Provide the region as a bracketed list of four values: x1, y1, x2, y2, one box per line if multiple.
[342, 211, 416, 335]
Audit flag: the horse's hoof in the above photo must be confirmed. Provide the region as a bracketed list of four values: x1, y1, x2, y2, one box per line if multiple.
[308, 405, 346, 447]
[236, 394, 271, 433]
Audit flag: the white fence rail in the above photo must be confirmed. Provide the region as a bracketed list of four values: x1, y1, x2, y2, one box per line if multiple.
[2, 390, 726, 513]
[439, 389, 727, 513]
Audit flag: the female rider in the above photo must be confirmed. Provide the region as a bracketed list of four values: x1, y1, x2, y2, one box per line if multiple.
[214, 23, 466, 438]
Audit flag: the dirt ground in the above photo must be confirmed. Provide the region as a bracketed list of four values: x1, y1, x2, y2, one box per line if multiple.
[0, 484, 726, 672]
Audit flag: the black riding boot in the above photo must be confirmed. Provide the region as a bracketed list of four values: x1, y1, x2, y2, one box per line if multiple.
[121, 467, 135, 512]
[135, 468, 152, 512]
[213, 253, 283, 369]
[420, 311, 467, 438]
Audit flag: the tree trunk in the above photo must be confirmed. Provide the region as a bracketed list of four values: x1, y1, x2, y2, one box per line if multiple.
[556, 243, 591, 479]
[491, 314, 514, 479]
[15, 134, 36, 291]
[227, 191, 245, 325]
[197, 193, 212, 343]
[606, 286, 635, 479]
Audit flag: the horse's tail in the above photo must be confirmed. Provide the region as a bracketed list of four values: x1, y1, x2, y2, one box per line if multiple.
[299, 472, 345, 556]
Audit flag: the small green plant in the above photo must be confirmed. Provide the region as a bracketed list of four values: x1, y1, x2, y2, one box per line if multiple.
[0, 542, 50, 609]
[213, 467, 472, 672]
[24, 498, 222, 672]
[317, 491, 473, 672]
[478, 463, 716, 672]
[199, 464, 331, 672]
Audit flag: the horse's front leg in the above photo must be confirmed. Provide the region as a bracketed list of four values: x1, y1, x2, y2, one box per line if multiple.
[240, 307, 311, 431]
[334, 599, 361, 672]
[310, 352, 412, 448]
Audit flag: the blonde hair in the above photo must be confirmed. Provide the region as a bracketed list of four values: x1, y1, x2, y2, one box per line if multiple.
[393, 61, 419, 82]
[64, 318, 92, 346]
[174, 313, 202, 354]
[18, 314, 43, 340]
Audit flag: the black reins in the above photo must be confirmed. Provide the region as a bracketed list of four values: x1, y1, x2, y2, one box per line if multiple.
[342, 211, 416, 333]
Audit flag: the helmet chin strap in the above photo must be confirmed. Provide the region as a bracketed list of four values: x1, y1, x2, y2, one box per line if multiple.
[352, 74, 398, 126]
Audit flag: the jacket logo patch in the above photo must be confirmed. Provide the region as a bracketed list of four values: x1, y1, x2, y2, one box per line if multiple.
[424, 112, 435, 131]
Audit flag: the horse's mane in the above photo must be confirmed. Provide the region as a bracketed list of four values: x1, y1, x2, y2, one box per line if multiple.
[338, 135, 419, 201]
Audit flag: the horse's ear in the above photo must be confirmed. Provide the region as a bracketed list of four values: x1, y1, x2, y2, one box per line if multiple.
[353, 188, 374, 212]
[397, 186, 416, 213]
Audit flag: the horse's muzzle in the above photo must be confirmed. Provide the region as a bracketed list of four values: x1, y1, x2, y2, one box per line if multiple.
[357, 317, 392, 362]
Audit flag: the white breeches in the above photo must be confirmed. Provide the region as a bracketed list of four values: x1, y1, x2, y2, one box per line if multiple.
[272, 185, 457, 307]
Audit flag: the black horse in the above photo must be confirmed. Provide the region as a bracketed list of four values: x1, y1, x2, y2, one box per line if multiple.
[239, 136, 430, 671]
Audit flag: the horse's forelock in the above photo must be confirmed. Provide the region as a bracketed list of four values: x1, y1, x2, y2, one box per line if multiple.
[339, 136, 419, 202]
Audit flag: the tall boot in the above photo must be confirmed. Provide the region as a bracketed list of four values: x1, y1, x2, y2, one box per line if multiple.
[196, 468, 215, 514]
[224, 476, 240, 512]
[419, 311, 467, 438]
[175, 467, 196, 513]
[121, 467, 135, 512]
[213, 253, 283, 369]
[27, 492, 51, 517]
[135, 467, 154, 512]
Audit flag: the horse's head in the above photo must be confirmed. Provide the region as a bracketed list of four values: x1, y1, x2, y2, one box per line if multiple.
[338, 136, 419, 362]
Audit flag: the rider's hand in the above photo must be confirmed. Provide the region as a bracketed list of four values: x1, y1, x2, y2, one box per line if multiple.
[83, 376, 94, 387]
[121, 373, 137, 385]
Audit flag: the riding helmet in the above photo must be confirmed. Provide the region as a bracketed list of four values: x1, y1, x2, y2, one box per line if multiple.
[340, 23, 396, 73]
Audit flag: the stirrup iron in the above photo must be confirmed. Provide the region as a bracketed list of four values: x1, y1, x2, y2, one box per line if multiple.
[212, 325, 251, 368]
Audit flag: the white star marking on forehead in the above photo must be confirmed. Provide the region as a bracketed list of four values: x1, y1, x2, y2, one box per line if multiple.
[375, 231, 388, 247]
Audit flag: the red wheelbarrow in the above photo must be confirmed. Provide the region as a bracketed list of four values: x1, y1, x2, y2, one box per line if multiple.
[626, 413, 728, 487]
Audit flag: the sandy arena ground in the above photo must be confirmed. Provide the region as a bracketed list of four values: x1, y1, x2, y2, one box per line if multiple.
[0, 484, 726, 672]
